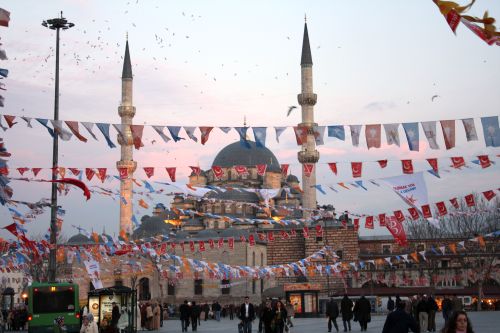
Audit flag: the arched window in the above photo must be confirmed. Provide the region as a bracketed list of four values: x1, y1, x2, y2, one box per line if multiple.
[139, 277, 151, 300]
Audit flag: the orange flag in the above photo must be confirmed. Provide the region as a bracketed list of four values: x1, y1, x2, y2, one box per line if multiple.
[477, 236, 486, 248]
[139, 199, 149, 209]
[410, 252, 419, 263]
[449, 243, 457, 254]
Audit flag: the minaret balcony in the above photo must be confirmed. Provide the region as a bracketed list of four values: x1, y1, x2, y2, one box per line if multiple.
[116, 160, 137, 173]
[298, 150, 320, 163]
[297, 93, 317, 106]
[118, 105, 136, 118]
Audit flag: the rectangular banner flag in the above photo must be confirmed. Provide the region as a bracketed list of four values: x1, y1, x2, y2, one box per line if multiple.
[384, 123, 400, 146]
[480, 116, 500, 147]
[382, 172, 429, 214]
[440, 120, 455, 150]
[365, 124, 381, 149]
[84, 259, 104, 289]
[421, 121, 440, 149]
[461, 118, 478, 141]
[350, 125, 362, 147]
[402, 122, 419, 151]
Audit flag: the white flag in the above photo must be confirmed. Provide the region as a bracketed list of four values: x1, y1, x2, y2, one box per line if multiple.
[350, 125, 362, 147]
[421, 121, 440, 149]
[382, 172, 429, 212]
[383, 123, 400, 146]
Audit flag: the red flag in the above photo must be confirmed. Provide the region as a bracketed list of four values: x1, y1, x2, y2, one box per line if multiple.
[426, 158, 438, 172]
[449, 198, 459, 209]
[234, 165, 249, 175]
[0, 9, 11, 28]
[16, 167, 29, 176]
[198, 240, 206, 252]
[477, 155, 491, 168]
[189, 240, 195, 252]
[365, 124, 381, 149]
[465, 194, 475, 207]
[130, 125, 145, 149]
[445, 9, 461, 33]
[143, 167, 154, 178]
[65, 121, 88, 142]
[378, 213, 386, 227]
[47, 178, 91, 200]
[85, 168, 95, 181]
[228, 237, 234, 250]
[32, 168, 42, 177]
[327, 163, 337, 175]
[451, 157, 465, 168]
[365, 216, 374, 229]
[279, 230, 289, 240]
[212, 166, 224, 180]
[377, 160, 388, 168]
[257, 233, 266, 241]
[4, 115, 17, 128]
[293, 126, 308, 145]
[482, 190, 496, 201]
[179, 241, 185, 252]
[315, 224, 323, 237]
[436, 201, 448, 217]
[421, 204, 432, 218]
[69, 168, 81, 176]
[208, 238, 215, 249]
[267, 232, 275, 243]
[218, 237, 224, 249]
[393, 210, 405, 223]
[166, 167, 176, 182]
[351, 162, 362, 178]
[386, 216, 408, 246]
[256, 164, 267, 176]
[440, 120, 455, 150]
[408, 208, 419, 220]
[303, 163, 314, 177]
[96, 168, 107, 183]
[401, 160, 414, 174]
[281, 164, 289, 177]
[239, 234, 247, 243]
[199, 126, 214, 145]
[190, 166, 201, 176]
[118, 167, 128, 180]
[353, 218, 359, 231]
[290, 229, 297, 237]
[302, 226, 309, 238]
[248, 234, 255, 246]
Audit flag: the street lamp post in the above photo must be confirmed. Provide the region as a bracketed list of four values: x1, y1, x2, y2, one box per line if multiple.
[42, 12, 74, 283]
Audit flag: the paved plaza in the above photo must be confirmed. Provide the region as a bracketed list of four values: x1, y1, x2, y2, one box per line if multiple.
[156, 311, 499, 333]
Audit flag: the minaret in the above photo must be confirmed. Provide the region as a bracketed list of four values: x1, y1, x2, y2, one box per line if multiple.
[297, 19, 319, 219]
[116, 38, 137, 235]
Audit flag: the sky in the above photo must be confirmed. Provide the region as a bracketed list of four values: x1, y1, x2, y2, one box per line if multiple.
[0, 0, 499, 240]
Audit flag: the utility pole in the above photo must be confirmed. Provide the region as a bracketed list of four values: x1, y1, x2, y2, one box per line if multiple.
[42, 12, 74, 282]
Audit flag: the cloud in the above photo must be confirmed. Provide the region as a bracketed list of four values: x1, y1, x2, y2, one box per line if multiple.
[364, 101, 396, 112]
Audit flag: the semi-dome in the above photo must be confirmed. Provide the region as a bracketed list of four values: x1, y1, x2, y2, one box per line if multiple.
[67, 233, 92, 245]
[212, 141, 281, 172]
[132, 215, 172, 239]
[286, 174, 300, 184]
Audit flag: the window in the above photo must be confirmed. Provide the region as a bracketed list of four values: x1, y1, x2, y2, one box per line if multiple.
[382, 244, 392, 254]
[252, 280, 256, 294]
[194, 279, 203, 295]
[316, 236, 323, 242]
[252, 252, 256, 266]
[168, 283, 175, 296]
[221, 279, 230, 295]
[416, 243, 425, 252]
[441, 260, 449, 268]
[336, 250, 343, 259]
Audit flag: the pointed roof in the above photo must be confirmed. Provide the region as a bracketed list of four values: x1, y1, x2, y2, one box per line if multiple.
[300, 23, 313, 66]
[122, 40, 133, 79]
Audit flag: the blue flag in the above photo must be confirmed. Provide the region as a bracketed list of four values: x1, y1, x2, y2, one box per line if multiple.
[252, 127, 267, 148]
[96, 123, 116, 148]
[143, 180, 155, 193]
[0, 68, 8, 78]
[481, 116, 500, 147]
[36, 118, 55, 137]
[402, 122, 419, 151]
[234, 127, 251, 149]
[327, 125, 345, 140]
[167, 126, 185, 142]
[313, 184, 326, 195]
[354, 180, 367, 191]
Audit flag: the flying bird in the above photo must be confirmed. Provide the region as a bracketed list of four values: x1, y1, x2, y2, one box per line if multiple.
[431, 95, 440, 102]
[287, 106, 297, 116]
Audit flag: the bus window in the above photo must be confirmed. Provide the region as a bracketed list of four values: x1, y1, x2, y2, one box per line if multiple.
[33, 288, 75, 314]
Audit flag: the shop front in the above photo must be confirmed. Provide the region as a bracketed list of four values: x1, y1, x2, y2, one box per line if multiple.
[284, 283, 320, 318]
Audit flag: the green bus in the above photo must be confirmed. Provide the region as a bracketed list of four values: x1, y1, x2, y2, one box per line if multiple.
[27, 282, 80, 333]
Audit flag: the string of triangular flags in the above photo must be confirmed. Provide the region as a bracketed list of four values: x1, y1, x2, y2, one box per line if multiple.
[1, 113, 499, 150]
[433, 0, 500, 46]
[0, 8, 9, 108]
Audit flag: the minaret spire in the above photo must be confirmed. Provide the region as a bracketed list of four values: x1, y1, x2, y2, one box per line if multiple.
[117, 38, 137, 236]
[297, 20, 319, 219]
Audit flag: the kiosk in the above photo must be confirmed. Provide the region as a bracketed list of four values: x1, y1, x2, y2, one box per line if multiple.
[284, 283, 320, 318]
[87, 285, 137, 333]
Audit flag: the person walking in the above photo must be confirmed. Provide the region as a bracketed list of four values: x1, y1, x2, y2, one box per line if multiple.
[273, 301, 287, 333]
[417, 295, 429, 333]
[261, 301, 274, 333]
[258, 299, 267, 333]
[387, 296, 395, 312]
[440, 310, 474, 333]
[179, 300, 191, 332]
[427, 295, 438, 332]
[214, 301, 222, 322]
[326, 298, 340, 332]
[117, 309, 129, 333]
[395, 295, 402, 309]
[340, 294, 353, 332]
[111, 302, 121, 333]
[190, 301, 201, 331]
[353, 296, 371, 332]
[285, 300, 294, 329]
[229, 304, 235, 320]
[442, 296, 453, 325]
[202, 303, 210, 321]
[382, 301, 418, 333]
[239, 296, 255, 333]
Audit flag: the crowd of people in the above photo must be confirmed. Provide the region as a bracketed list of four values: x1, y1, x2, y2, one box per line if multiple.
[0, 307, 28, 332]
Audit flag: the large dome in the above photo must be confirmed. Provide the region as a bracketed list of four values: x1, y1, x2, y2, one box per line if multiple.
[212, 141, 281, 172]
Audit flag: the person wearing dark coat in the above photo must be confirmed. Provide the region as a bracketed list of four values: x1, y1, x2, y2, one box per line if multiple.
[382, 301, 418, 333]
[427, 296, 439, 332]
[179, 300, 191, 332]
[190, 301, 201, 331]
[239, 296, 255, 333]
[387, 297, 395, 312]
[340, 295, 354, 332]
[261, 301, 274, 333]
[272, 301, 287, 333]
[353, 296, 371, 332]
[326, 298, 340, 332]
[202, 303, 210, 321]
[395, 295, 402, 309]
[111, 302, 120, 333]
[441, 296, 453, 325]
